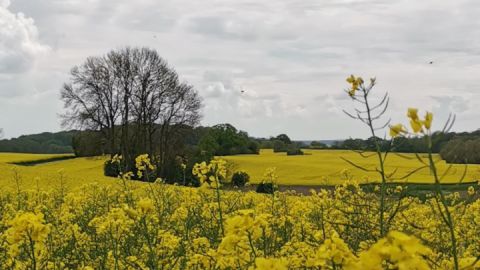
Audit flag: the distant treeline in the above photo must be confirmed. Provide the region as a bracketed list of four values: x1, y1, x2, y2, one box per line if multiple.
[72, 123, 259, 158]
[305, 130, 480, 164]
[0, 131, 75, 154]
[2, 128, 480, 164]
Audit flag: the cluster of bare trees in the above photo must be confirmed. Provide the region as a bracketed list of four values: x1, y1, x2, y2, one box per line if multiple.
[61, 47, 201, 177]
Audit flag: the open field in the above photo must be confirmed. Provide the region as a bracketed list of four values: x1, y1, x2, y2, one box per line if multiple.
[224, 149, 480, 185]
[0, 153, 114, 191]
[1, 150, 479, 191]
[0, 151, 479, 268]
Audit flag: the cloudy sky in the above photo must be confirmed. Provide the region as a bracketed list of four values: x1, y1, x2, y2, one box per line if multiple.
[1, 0, 479, 140]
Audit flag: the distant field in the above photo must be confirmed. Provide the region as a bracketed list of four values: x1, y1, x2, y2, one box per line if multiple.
[0, 153, 114, 191]
[224, 149, 480, 185]
[0, 150, 479, 191]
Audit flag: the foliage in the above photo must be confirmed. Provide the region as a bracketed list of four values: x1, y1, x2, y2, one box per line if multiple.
[275, 134, 292, 145]
[0, 131, 75, 154]
[440, 138, 480, 164]
[256, 167, 279, 194]
[309, 141, 329, 149]
[61, 47, 202, 180]
[286, 145, 304, 156]
[199, 124, 259, 156]
[104, 158, 122, 177]
[72, 130, 106, 156]
[272, 140, 288, 153]
[232, 171, 250, 187]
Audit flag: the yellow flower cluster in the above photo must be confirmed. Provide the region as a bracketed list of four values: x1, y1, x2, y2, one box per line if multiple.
[5, 212, 51, 264]
[111, 154, 123, 164]
[0, 177, 478, 269]
[390, 108, 434, 137]
[135, 154, 155, 179]
[192, 158, 227, 188]
[346, 74, 364, 97]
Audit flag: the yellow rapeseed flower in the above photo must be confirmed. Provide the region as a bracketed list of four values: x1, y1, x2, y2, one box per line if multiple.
[423, 111, 433, 130]
[407, 108, 419, 121]
[252, 257, 288, 270]
[389, 124, 407, 138]
[410, 119, 423, 133]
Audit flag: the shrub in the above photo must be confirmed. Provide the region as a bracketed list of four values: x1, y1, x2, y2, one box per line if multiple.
[256, 181, 278, 194]
[273, 140, 287, 152]
[104, 159, 121, 177]
[286, 148, 304, 156]
[440, 138, 480, 164]
[232, 171, 250, 187]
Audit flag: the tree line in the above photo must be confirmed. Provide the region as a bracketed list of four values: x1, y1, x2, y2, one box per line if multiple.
[0, 131, 75, 154]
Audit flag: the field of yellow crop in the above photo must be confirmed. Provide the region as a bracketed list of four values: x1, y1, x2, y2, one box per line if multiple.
[224, 149, 480, 185]
[0, 155, 478, 269]
[0, 153, 116, 191]
[0, 159, 480, 270]
[1, 150, 479, 192]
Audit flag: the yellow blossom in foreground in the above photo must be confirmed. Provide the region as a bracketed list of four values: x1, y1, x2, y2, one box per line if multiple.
[410, 118, 423, 133]
[5, 212, 50, 256]
[424, 111, 433, 129]
[390, 124, 407, 138]
[137, 198, 154, 214]
[407, 108, 419, 121]
[252, 257, 288, 270]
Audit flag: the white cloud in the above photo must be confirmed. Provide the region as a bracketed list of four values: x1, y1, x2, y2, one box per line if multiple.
[0, 1, 49, 74]
[1, 0, 480, 138]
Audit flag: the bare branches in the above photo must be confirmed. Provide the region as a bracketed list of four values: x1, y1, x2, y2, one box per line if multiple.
[60, 47, 202, 175]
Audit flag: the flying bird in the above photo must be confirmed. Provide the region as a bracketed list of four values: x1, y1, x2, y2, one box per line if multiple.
[429, 61, 434, 64]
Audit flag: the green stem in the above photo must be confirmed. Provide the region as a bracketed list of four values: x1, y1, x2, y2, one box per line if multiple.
[215, 172, 224, 237]
[427, 135, 459, 270]
[362, 88, 388, 237]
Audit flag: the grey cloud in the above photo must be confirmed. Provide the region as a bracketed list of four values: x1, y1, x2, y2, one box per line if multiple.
[0, 2, 49, 75]
[2, 0, 480, 139]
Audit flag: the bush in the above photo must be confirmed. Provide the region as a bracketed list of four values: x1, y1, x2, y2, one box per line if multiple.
[104, 157, 158, 181]
[286, 148, 304, 156]
[104, 159, 121, 177]
[273, 140, 287, 152]
[440, 138, 480, 164]
[232, 171, 250, 187]
[256, 181, 278, 194]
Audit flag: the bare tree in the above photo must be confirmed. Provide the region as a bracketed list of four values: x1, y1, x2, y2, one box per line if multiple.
[158, 82, 202, 176]
[61, 56, 121, 156]
[61, 47, 202, 179]
[0, 128, 3, 139]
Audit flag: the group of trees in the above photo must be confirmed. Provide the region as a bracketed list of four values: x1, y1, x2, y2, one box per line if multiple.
[257, 134, 304, 155]
[321, 131, 480, 164]
[328, 132, 455, 154]
[0, 131, 75, 154]
[440, 137, 480, 164]
[197, 124, 259, 157]
[61, 47, 201, 181]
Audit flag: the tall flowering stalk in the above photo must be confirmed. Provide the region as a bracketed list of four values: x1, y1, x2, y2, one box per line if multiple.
[343, 75, 392, 237]
[193, 159, 227, 236]
[390, 109, 460, 270]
